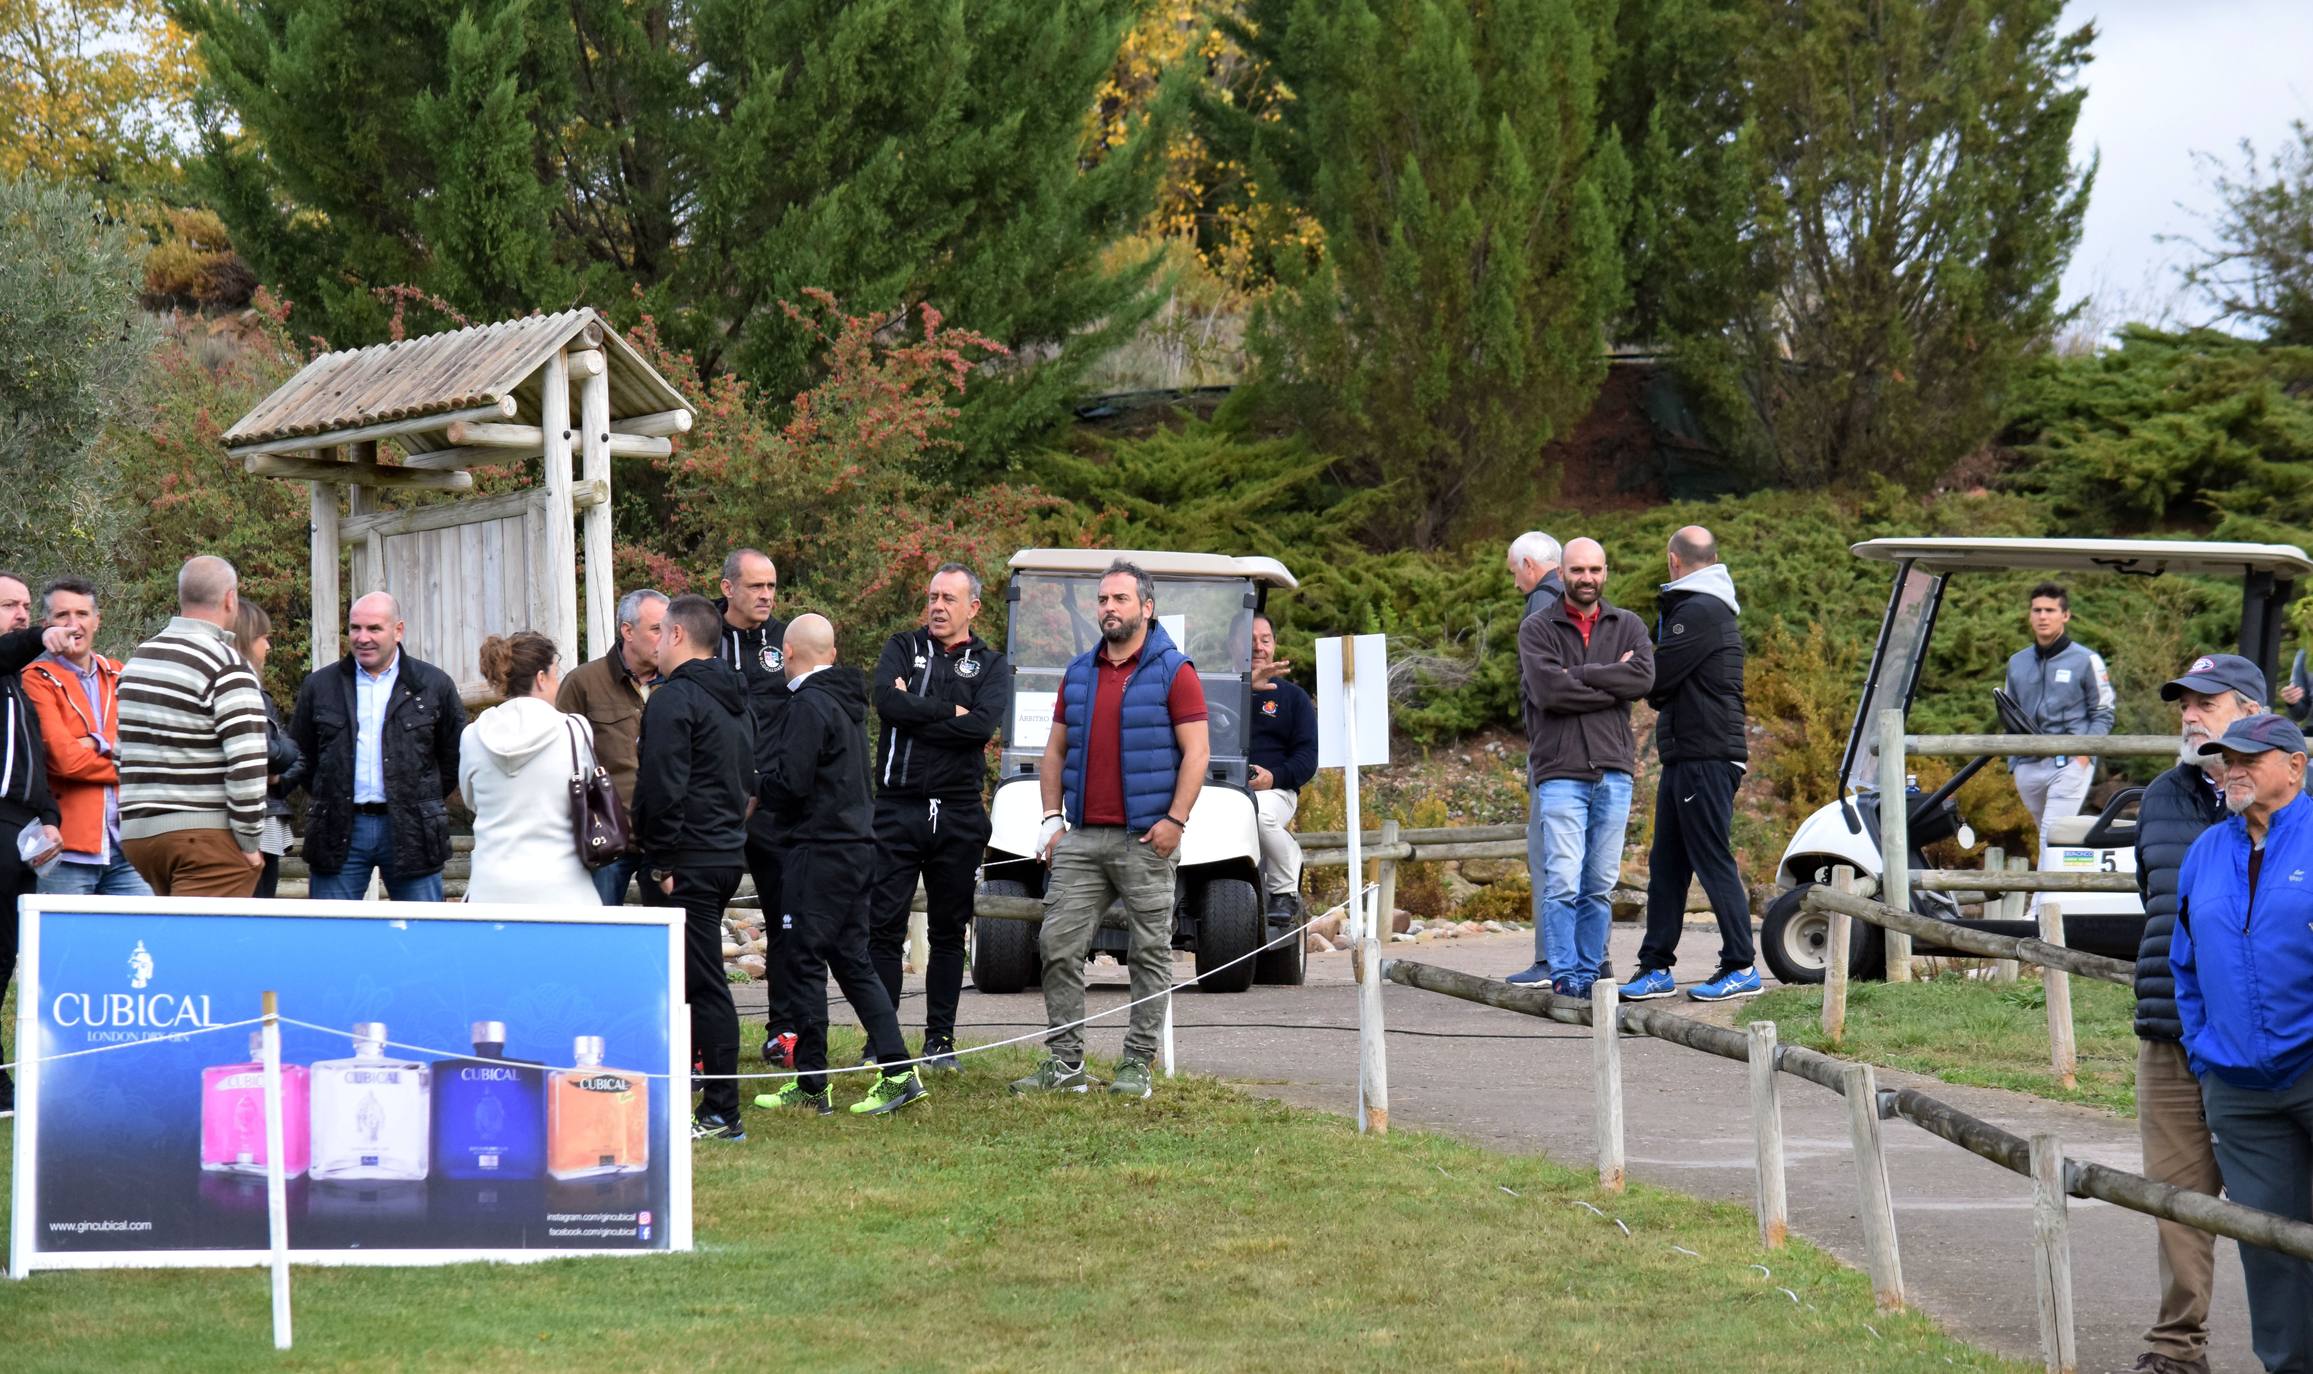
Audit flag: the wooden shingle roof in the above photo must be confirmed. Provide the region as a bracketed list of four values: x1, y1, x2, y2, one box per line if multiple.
[222, 307, 691, 455]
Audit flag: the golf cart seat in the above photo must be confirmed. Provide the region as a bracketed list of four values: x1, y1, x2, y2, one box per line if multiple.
[2042, 814, 2101, 845]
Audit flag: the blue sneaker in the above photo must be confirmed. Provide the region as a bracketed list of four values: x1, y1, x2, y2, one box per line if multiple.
[1552, 974, 1596, 1000]
[1618, 968, 1677, 1001]
[1505, 962, 1552, 986]
[1689, 966, 1764, 1002]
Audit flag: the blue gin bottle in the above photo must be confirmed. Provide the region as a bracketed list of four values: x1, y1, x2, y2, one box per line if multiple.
[431, 1020, 546, 1180]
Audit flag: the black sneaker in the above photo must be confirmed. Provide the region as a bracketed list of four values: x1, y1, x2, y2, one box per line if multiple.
[690, 1112, 746, 1141]
[921, 1036, 961, 1074]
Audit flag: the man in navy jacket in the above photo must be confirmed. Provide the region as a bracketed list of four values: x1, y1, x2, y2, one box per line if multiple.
[1248, 613, 1317, 919]
[2174, 712, 2313, 1373]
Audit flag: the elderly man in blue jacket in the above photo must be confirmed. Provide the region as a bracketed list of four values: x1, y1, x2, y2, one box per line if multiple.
[2174, 712, 2313, 1374]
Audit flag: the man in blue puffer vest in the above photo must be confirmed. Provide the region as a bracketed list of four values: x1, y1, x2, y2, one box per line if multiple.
[1014, 560, 1210, 1101]
[2174, 712, 2313, 1374]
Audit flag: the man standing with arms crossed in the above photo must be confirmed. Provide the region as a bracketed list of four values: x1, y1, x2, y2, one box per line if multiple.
[1015, 561, 1209, 1100]
[866, 564, 1008, 1072]
[2120, 653, 2264, 1374]
[716, 548, 800, 1068]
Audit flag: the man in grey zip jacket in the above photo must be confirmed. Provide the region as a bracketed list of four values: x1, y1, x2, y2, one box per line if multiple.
[865, 564, 1009, 1068]
[2003, 582, 2115, 838]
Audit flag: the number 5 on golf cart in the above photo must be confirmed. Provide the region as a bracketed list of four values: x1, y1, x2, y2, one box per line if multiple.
[972, 550, 1310, 994]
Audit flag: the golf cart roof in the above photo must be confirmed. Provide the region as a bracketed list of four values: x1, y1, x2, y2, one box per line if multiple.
[1007, 548, 1300, 590]
[1850, 537, 2313, 581]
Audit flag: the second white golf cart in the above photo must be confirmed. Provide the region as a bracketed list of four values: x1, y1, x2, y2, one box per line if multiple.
[1761, 536, 2313, 985]
[971, 549, 1308, 994]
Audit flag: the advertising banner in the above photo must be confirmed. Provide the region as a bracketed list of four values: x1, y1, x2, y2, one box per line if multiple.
[9, 896, 688, 1274]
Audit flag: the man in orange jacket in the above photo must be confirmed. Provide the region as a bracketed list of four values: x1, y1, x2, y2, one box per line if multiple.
[21, 576, 151, 896]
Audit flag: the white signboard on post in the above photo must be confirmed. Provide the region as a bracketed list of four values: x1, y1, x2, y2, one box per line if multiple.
[1316, 634, 1391, 768]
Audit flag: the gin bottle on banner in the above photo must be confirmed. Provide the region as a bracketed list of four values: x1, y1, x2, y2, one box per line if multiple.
[432, 1020, 545, 1180]
[310, 1021, 431, 1181]
[548, 1035, 649, 1180]
[200, 1031, 311, 1176]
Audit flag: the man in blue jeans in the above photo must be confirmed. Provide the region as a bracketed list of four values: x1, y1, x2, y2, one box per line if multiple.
[289, 592, 466, 902]
[1508, 538, 1654, 995]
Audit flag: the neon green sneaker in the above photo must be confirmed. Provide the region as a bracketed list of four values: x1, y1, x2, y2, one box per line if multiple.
[1009, 1057, 1094, 1094]
[754, 1081, 832, 1115]
[850, 1069, 927, 1116]
[1109, 1057, 1154, 1100]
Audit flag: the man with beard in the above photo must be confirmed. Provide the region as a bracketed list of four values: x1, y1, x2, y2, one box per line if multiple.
[715, 548, 799, 1068]
[2174, 713, 2313, 1374]
[2121, 654, 2265, 1374]
[1016, 561, 1209, 1100]
[752, 614, 925, 1117]
[1507, 538, 1654, 994]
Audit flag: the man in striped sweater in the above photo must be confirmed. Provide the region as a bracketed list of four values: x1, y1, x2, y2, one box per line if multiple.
[117, 556, 271, 898]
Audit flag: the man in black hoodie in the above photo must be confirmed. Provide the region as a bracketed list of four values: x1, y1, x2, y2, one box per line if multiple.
[866, 564, 1008, 1070]
[753, 613, 926, 1117]
[0, 572, 71, 1113]
[633, 594, 756, 1141]
[715, 548, 800, 1067]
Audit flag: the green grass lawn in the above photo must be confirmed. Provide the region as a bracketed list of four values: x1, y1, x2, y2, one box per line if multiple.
[0, 1025, 2028, 1373]
[1743, 974, 2140, 1115]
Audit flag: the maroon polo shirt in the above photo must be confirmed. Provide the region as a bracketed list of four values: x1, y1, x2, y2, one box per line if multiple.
[1056, 644, 1208, 827]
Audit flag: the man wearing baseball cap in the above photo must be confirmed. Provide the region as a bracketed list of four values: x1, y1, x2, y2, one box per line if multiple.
[2174, 711, 2313, 1374]
[2122, 655, 2267, 1374]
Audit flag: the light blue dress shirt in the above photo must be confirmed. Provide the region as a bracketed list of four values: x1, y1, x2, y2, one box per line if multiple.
[354, 652, 401, 804]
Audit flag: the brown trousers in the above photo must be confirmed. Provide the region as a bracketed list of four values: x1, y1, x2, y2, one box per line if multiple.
[123, 828, 261, 899]
[2139, 1036, 2224, 1360]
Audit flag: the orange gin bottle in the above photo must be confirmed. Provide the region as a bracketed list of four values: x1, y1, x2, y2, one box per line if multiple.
[548, 1035, 649, 1179]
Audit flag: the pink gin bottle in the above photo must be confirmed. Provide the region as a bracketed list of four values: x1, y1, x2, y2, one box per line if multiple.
[201, 1031, 312, 1177]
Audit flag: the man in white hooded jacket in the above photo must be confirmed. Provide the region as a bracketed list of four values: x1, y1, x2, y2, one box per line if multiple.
[1620, 526, 1758, 1003]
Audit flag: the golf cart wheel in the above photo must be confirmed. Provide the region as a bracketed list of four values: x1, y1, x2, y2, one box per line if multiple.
[971, 879, 1041, 993]
[1193, 877, 1262, 994]
[1254, 898, 1308, 987]
[1759, 882, 1886, 987]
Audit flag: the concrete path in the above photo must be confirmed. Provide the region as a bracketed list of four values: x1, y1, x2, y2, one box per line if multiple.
[746, 921, 2258, 1373]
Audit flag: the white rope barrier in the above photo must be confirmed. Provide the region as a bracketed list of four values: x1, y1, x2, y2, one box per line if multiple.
[0, 1015, 266, 1074]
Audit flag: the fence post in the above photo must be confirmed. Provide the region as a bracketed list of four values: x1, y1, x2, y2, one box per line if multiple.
[1375, 819, 1401, 940]
[1748, 1021, 1787, 1248]
[1823, 865, 1854, 1045]
[1980, 844, 2005, 980]
[1994, 855, 2027, 983]
[2040, 901, 2077, 1091]
[1591, 977, 1625, 1193]
[1841, 1061, 1906, 1311]
[2029, 1132, 2078, 1374]
[1876, 709, 1913, 983]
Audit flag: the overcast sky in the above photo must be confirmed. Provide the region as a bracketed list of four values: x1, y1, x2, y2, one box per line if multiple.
[2059, 0, 2313, 330]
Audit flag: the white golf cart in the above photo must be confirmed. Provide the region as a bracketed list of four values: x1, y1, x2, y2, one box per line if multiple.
[1761, 537, 2313, 986]
[970, 549, 1306, 994]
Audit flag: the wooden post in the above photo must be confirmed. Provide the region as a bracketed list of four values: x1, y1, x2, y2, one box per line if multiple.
[1994, 856, 2027, 983]
[540, 350, 581, 665]
[2030, 1132, 2078, 1374]
[308, 473, 340, 669]
[1375, 819, 1401, 944]
[1877, 709, 1913, 982]
[1592, 976, 1625, 1192]
[1842, 1061, 1906, 1310]
[577, 351, 614, 660]
[1823, 864, 1854, 1044]
[1749, 1020, 1788, 1248]
[2041, 901, 2077, 1091]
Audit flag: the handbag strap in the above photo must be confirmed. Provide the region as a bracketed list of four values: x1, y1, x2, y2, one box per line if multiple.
[563, 715, 584, 780]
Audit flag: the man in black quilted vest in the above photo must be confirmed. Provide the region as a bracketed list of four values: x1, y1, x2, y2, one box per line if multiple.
[2126, 652, 2265, 1374]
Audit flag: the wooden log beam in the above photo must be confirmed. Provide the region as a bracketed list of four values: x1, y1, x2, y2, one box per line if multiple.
[2042, 902, 2079, 1091]
[610, 408, 694, 438]
[1749, 1021, 1789, 1249]
[1802, 885, 2133, 986]
[1298, 823, 1524, 849]
[566, 348, 605, 378]
[1879, 710, 1913, 982]
[1844, 1062, 1907, 1311]
[245, 453, 473, 491]
[436, 421, 671, 460]
[228, 398, 519, 460]
[1912, 869, 2136, 893]
[1906, 733, 2180, 758]
[337, 480, 604, 541]
[2031, 1132, 2079, 1374]
[1380, 957, 1591, 1028]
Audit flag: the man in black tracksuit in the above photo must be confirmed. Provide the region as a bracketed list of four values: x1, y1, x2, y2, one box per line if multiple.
[714, 548, 798, 1064]
[633, 595, 756, 1139]
[1627, 525, 1757, 1002]
[752, 614, 924, 1116]
[866, 565, 1009, 1068]
[2125, 653, 2262, 1374]
[0, 573, 67, 1113]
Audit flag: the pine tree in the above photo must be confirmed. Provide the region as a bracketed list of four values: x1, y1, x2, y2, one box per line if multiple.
[1220, 0, 1630, 550]
[2174, 121, 2313, 346]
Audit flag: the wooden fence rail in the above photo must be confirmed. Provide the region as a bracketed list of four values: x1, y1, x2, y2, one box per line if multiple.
[1801, 884, 2132, 986]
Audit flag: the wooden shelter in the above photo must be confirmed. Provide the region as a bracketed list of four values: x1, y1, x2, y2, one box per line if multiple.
[224, 308, 695, 700]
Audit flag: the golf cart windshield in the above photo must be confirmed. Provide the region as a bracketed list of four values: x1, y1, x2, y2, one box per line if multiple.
[1003, 572, 1257, 779]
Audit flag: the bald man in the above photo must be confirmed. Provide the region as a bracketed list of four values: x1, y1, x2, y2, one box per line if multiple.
[290, 590, 466, 901]
[753, 613, 925, 1117]
[118, 556, 271, 897]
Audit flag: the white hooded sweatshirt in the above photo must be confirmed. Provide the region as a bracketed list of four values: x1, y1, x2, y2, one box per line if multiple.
[459, 695, 603, 908]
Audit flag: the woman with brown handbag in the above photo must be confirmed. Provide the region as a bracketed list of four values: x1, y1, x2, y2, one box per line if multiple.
[459, 631, 605, 908]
